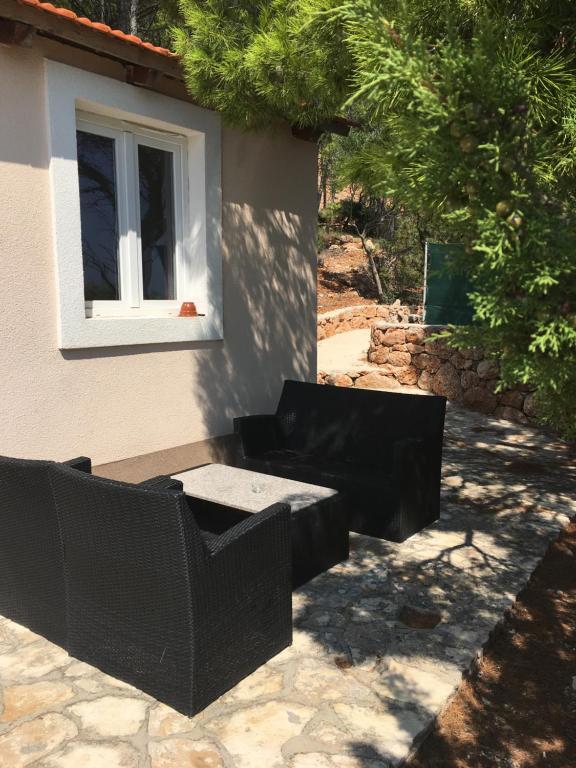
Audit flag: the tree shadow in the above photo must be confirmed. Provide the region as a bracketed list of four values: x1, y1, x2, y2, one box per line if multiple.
[277, 406, 576, 766]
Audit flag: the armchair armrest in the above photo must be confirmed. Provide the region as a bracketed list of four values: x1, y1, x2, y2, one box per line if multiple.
[203, 502, 290, 558]
[233, 414, 281, 458]
[138, 476, 184, 492]
[63, 456, 92, 474]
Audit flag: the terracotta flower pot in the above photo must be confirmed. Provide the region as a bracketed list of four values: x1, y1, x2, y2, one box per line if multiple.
[179, 302, 198, 317]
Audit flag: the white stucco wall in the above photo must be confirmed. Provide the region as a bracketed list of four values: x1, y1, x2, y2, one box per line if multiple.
[0, 44, 318, 465]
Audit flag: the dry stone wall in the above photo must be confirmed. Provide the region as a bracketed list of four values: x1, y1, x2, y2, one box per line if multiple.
[318, 302, 421, 340]
[367, 322, 535, 423]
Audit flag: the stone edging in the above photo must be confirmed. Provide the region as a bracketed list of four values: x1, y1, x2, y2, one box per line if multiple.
[318, 303, 421, 340]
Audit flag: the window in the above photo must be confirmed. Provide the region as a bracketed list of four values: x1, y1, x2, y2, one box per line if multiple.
[76, 114, 187, 317]
[46, 61, 222, 349]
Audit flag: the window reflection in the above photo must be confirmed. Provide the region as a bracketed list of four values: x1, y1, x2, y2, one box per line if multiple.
[77, 131, 120, 301]
[138, 145, 176, 301]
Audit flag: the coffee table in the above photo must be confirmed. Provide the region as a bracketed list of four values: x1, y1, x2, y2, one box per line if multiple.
[172, 464, 349, 589]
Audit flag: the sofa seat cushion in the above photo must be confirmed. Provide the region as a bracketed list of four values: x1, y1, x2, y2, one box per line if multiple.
[252, 450, 391, 495]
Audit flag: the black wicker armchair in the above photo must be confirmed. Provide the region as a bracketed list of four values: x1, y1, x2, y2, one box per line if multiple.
[48, 464, 292, 716]
[234, 380, 447, 542]
[0, 454, 91, 648]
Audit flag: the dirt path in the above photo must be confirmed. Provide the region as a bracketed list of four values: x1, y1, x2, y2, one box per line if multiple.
[408, 517, 576, 768]
[317, 236, 379, 314]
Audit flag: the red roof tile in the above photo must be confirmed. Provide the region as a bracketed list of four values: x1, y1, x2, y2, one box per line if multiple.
[16, 0, 177, 58]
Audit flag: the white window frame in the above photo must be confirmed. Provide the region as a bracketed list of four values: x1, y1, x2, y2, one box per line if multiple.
[45, 60, 222, 349]
[77, 112, 188, 318]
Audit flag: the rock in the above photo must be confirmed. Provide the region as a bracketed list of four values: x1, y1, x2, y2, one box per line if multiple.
[149, 705, 195, 738]
[326, 374, 354, 388]
[398, 606, 442, 629]
[0, 713, 77, 768]
[374, 658, 460, 715]
[206, 700, 314, 768]
[406, 343, 426, 354]
[149, 740, 224, 768]
[367, 347, 389, 365]
[386, 351, 412, 368]
[354, 373, 399, 390]
[413, 353, 441, 374]
[450, 352, 469, 370]
[405, 326, 426, 344]
[477, 359, 500, 379]
[424, 339, 451, 359]
[462, 386, 498, 414]
[523, 391, 538, 418]
[494, 406, 529, 425]
[394, 366, 419, 386]
[0, 640, 70, 680]
[460, 370, 480, 390]
[333, 702, 428, 763]
[42, 742, 140, 768]
[417, 370, 433, 391]
[431, 362, 462, 401]
[67, 696, 148, 738]
[228, 665, 284, 702]
[499, 390, 524, 409]
[0, 681, 75, 723]
[381, 328, 406, 347]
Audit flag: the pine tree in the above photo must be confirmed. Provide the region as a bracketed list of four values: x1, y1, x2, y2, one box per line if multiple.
[58, 0, 173, 44]
[172, 0, 576, 438]
[171, 0, 349, 128]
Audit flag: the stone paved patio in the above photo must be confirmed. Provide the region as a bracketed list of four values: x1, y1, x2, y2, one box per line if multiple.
[0, 406, 574, 768]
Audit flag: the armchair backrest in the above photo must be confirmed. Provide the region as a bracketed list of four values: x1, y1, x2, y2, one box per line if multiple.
[276, 380, 446, 465]
[0, 456, 67, 646]
[49, 464, 206, 710]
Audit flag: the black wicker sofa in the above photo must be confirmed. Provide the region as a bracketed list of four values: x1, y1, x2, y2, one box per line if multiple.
[234, 380, 447, 542]
[0, 456, 292, 715]
[48, 464, 292, 715]
[0, 454, 92, 648]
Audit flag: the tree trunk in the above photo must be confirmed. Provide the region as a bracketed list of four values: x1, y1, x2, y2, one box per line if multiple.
[130, 0, 139, 35]
[117, 0, 138, 35]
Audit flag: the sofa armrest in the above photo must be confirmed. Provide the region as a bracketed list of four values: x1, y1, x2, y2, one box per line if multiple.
[138, 476, 184, 492]
[63, 456, 92, 474]
[388, 436, 442, 540]
[233, 414, 281, 458]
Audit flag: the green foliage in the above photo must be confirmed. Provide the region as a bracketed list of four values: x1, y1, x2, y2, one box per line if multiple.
[336, 1, 576, 437]
[172, 0, 576, 438]
[172, 0, 349, 128]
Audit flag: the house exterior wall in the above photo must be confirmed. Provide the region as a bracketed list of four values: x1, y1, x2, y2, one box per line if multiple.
[0, 43, 318, 465]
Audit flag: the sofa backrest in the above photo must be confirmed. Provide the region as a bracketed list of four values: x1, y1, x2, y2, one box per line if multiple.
[0, 456, 67, 647]
[49, 465, 204, 709]
[275, 380, 446, 466]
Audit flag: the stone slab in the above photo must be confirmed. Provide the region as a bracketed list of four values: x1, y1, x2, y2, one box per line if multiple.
[0, 406, 574, 767]
[173, 463, 338, 513]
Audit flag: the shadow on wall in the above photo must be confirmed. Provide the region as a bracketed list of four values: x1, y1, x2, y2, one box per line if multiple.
[189, 198, 317, 453]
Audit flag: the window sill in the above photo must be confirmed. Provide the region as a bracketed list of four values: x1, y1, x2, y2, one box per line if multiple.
[60, 314, 223, 350]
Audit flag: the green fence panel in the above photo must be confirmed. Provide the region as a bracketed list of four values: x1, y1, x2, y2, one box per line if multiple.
[424, 243, 474, 325]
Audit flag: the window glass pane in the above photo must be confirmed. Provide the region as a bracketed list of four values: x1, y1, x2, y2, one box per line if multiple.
[138, 145, 176, 300]
[76, 130, 120, 301]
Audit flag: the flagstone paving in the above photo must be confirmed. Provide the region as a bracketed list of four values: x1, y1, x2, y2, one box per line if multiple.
[0, 406, 574, 767]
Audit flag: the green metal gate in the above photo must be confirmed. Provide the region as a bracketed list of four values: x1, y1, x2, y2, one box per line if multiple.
[424, 242, 474, 325]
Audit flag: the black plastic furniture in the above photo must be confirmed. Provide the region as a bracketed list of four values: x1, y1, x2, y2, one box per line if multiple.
[0, 454, 92, 648]
[48, 464, 292, 716]
[234, 380, 447, 542]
